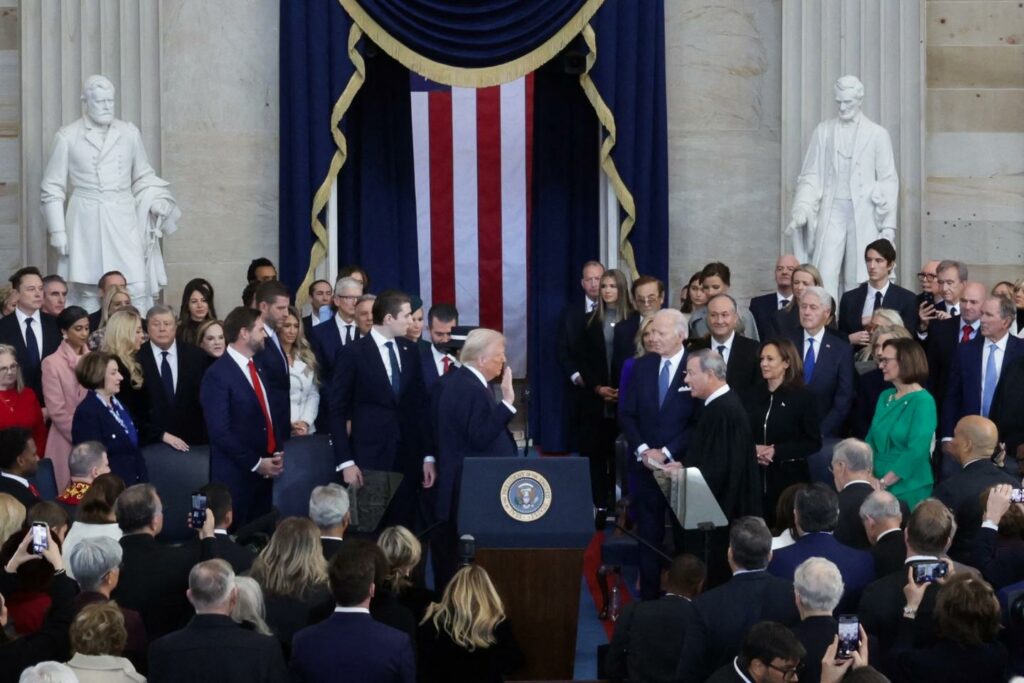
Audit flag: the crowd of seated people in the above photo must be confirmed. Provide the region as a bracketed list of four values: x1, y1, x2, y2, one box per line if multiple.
[0, 249, 1021, 682]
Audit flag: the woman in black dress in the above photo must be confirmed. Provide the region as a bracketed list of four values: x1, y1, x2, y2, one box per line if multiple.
[743, 339, 821, 527]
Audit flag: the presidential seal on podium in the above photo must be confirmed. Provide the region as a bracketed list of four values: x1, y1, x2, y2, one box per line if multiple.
[500, 469, 552, 522]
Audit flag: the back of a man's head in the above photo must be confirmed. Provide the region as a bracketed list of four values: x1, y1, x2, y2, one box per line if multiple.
[907, 499, 955, 556]
[859, 490, 902, 526]
[795, 483, 839, 533]
[665, 554, 706, 598]
[831, 438, 873, 473]
[328, 540, 375, 607]
[188, 559, 236, 614]
[199, 483, 233, 529]
[309, 483, 350, 530]
[114, 484, 159, 534]
[729, 517, 772, 571]
[738, 621, 805, 674]
[68, 441, 106, 480]
[793, 557, 844, 614]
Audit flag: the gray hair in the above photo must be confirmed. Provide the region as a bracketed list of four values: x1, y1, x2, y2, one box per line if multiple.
[794, 557, 845, 612]
[309, 483, 350, 528]
[68, 441, 107, 478]
[654, 308, 688, 340]
[68, 536, 123, 592]
[937, 260, 968, 283]
[831, 438, 873, 473]
[146, 303, 176, 321]
[18, 662, 78, 683]
[859, 490, 902, 522]
[188, 559, 235, 611]
[706, 293, 738, 313]
[834, 75, 864, 100]
[334, 276, 363, 297]
[689, 348, 727, 381]
[801, 285, 834, 311]
[82, 74, 114, 100]
[729, 517, 772, 570]
[230, 576, 272, 636]
[987, 295, 1015, 322]
[461, 328, 505, 366]
[356, 293, 376, 305]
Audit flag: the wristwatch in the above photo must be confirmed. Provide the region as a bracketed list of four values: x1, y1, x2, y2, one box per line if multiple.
[902, 605, 917, 619]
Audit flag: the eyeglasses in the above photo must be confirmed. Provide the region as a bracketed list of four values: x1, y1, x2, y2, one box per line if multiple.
[877, 356, 898, 366]
[336, 295, 359, 301]
[636, 295, 661, 305]
[0, 363, 18, 374]
[916, 273, 937, 281]
[767, 662, 803, 681]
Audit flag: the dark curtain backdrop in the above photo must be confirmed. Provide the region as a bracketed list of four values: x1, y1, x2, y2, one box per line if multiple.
[528, 65, 600, 453]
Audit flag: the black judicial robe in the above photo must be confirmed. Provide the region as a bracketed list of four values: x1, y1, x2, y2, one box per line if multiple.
[686, 388, 761, 519]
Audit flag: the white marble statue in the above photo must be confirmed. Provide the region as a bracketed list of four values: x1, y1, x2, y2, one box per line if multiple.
[41, 74, 180, 313]
[785, 75, 898, 299]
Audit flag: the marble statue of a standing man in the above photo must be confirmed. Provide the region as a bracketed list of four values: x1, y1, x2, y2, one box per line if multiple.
[785, 75, 898, 300]
[41, 74, 180, 313]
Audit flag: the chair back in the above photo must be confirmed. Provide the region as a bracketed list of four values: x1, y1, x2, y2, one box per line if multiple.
[272, 435, 336, 518]
[28, 458, 58, 500]
[142, 443, 211, 543]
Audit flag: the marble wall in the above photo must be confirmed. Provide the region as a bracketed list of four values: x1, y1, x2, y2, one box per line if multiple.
[0, 0, 17, 277]
[664, 0, 783, 305]
[924, 0, 1024, 286]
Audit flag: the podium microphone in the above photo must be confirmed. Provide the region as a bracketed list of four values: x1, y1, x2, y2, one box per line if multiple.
[458, 534, 476, 567]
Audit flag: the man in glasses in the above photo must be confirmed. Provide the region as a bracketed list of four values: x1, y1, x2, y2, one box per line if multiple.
[612, 275, 665, 386]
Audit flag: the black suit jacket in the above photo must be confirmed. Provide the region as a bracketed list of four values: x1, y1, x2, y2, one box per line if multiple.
[138, 341, 209, 445]
[0, 312, 61, 405]
[320, 536, 344, 561]
[836, 482, 876, 549]
[676, 571, 800, 681]
[611, 312, 641, 390]
[838, 283, 919, 337]
[606, 594, 696, 683]
[966, 527, 1024, 590]
[0, 474, 40, 511]
[924, 315, 971, 407]
[857, 564, 941, 672]
[147, 613, 288, 683]
[750, 292, 788, 342]
[871, 529, 907, 578]
[190, 532, 256, 574]
[556, 298, 592, 381]
[989, 355, 1024, 468]
[934, 459, 1018, 562]
[113, 534, 213, 639]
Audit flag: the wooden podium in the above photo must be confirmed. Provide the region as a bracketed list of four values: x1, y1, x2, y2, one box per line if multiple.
[458, 458, 593, 681]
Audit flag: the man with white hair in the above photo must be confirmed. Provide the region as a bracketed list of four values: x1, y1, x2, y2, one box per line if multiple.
[859, 490, 906, 577]
[41, 74, 180, 311]
[148, 559, 287, 682]
[787, 285, 853, 438]
[619, 308, 697, 598]
[68, 536, 146, 666]
[310, 483, 350, 561]
[831, 437, 907, 550]
[786, 74, 899, 299]
[310, 275, 364, 427]
[432, 328, 518, 589]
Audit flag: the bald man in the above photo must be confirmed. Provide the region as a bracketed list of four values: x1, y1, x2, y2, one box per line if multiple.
[934, 416, 1018, 562]
[749, 255, 800, 340]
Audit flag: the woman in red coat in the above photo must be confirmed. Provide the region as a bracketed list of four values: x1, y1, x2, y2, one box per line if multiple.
[0, 343, 47, 457]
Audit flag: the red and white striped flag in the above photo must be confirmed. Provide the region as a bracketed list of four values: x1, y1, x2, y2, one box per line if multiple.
[410, 74, 534, 376]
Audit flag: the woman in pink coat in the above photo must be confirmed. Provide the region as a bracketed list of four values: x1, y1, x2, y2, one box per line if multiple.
[41, 305, 90, 490]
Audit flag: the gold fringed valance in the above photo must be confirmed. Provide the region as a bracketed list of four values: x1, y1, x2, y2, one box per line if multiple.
[338, 0, 606, 88]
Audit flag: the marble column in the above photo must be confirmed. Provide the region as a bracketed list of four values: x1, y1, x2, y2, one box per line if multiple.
[20, 0, 162, 275]
[781, 0, 925, 289]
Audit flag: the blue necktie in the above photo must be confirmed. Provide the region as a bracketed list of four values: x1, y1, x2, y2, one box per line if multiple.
[160, 351, 175, 402]
[803, 338, 816, 383]
[717, 344, 727, 363]
[23, 318, 40, 372]
[385, 341, 401, 396]
[982, 343, 998, 417]
[658, 359, 670, 407]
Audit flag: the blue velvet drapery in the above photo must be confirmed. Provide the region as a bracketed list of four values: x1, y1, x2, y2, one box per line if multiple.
[278, 0, 668, 451]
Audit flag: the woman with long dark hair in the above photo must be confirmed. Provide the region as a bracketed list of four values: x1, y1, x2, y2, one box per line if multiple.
[177, 278, 217, 347]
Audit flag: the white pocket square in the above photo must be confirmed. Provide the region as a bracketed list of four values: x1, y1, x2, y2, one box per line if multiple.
[678, 386, 691, 392]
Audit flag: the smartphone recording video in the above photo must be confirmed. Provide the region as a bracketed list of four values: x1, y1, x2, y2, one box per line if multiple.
[1011, 489, 1024, 504]
[30, 522, 48, 555]
[912, 560, 948, 584]
[837, 615, 859, 659]
[190, 493, 208, 528]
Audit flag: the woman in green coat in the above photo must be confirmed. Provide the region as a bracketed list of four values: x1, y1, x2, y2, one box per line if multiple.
[866, 338, 936, 509]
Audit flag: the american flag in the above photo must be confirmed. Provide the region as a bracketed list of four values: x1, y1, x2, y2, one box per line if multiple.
[410, 74, 534, 376]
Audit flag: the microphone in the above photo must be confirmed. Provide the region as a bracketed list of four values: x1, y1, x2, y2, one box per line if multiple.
[457, 534, 476, 567]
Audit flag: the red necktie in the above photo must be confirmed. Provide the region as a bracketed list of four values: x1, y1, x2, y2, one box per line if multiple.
[28, 483, 40, 498]
[247, 359, 276, 454]
[442, 356, 451, 374]
[960, 325, 973, 344]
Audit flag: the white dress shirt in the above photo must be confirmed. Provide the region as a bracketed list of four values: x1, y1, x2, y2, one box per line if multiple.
[776, 292, 792, 309]
[711, 332, 735, 365]
[803, 327, 826, 362]
[334, 312, 358, 346]
[369, 328, 401, 381]
[13, 308, 43, 357]
[861, 282, 891, 320]
[431, 345, 458, 376]
[288, 358, 319, 434]
[149, 341, 178, 392]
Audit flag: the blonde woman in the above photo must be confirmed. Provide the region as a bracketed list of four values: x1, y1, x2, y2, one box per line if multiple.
[854, 308, 905, 364]
[231, 576, 274, 636]
[418, 564, 523, 682]
[249, 517, 332, 645]
[851, 324, 912, 439]
[0, 492, 26, 545]
[99, 308, 162, 449]
[377, 525, 435, 619]
[66, 602, 145, 682]
[278, 306, 319, 436]
[772, 263, 827, 338]
[87, 285, 131, 350]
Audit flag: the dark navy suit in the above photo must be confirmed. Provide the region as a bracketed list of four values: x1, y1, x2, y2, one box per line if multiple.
[837, 282, 919, 336]
[618, 352, 695, 599]
[71, 391, 147, 484]
[200, 352, 286, 526]
[329, 333, 430, 530]
[432, 365, 517, 588]
[253, 326, 290, 446]
[417, 339, 446, 391]
[749, 292, 788, 342]
[942, 334, 1024, 438]
[290, 611, 415, 683]
[768, 531, 876, 612]
[786, 329, 854, 437]
[309, 316, 360, 430]
[0, 311, 61, 406]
